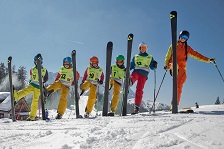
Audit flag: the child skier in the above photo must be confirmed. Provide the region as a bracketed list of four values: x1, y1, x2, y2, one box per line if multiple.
[46, 57, 80, 119]
[130, 42, 157, 114]
[80, 56, 104, 118]
[13, 54, 48, 121]
[107, 55, 126, 116]
[164, 30, 215, 109]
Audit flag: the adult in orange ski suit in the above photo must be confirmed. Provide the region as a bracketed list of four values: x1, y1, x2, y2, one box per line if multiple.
[164, 30, 215, 106]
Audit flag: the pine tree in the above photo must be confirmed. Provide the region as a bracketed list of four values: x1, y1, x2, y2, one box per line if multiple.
[17, 66, 27, 90]
[215, 96, 220, 105]
[12, 65, 16, 73]
[0, 62, 7, 84]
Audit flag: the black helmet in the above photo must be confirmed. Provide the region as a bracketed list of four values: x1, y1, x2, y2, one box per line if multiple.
[179, 30, 190, 41]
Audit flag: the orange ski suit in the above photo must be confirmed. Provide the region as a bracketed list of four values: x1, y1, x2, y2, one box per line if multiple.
[164, 41, 210, 105]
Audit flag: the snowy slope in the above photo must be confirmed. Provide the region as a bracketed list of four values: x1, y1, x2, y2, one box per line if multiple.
[0, 104, 224, 149]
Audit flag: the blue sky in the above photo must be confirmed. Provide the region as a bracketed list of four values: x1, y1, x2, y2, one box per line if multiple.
[0, 0, 223, 108]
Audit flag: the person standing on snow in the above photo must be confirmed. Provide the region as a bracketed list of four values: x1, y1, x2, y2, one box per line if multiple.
[129, 42, 157, 114]
[107, 55, 126, 116]
[46, 57, 80, 119]
[80, 56, 104, 118]
[13, 54, 48, 121]
[164, 30, 215, 109]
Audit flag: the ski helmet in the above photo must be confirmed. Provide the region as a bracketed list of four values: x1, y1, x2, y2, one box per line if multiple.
[34, 54, 43, 64]
[116, 55, 125, 61]
[63, 57, 72, 66]
[90, 56, 99, 64]
[179, 30, 190, 41]
[138, 42, 148, 52]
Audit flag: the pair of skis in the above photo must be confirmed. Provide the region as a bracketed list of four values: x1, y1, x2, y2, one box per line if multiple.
[102, 33, 134, 116]
[37, 51, 81, 119]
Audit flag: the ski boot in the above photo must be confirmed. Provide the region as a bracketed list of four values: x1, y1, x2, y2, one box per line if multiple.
[80, 89, 85, 96]
[109, 84, 113, 91]
[129, 78, 133, 87]
[84, 112, 90, 118]
[26, 116, 36, 121]
[107, 111, 115, 116]
[55, 113, 63, 119]
[131, 106, 140, 115]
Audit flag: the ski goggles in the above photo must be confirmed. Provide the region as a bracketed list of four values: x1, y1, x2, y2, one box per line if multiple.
[180, 35, 189, 40]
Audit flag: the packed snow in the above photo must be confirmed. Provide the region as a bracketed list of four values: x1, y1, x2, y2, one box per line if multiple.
[1, 97, 224, 149]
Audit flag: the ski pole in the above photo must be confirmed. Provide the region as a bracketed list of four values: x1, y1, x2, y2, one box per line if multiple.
[153, 69, 156, 113]
[213, 61, 224, 82]
[16, 103, 24, 120]
[150, 70, 167, 112]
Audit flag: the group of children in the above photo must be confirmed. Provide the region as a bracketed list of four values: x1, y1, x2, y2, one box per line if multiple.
[13, 30, 215, 120]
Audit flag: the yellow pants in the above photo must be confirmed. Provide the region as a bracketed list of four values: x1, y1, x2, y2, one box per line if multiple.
[14, 85, 40, 119]
[80, 80, 97, 114]
[46, 80, 70, 115]
[110, 78, 122, 112]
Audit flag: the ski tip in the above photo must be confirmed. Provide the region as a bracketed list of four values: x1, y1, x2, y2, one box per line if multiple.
[170, 11, 177, 19]
[170, 11, 177, 15]
[37, 53, 42, 58]
[8, 56, 12, 62]
[107, 41, 113, 48]
[128, 33, 134, 39]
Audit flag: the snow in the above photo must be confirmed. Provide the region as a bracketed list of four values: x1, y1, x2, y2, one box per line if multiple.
[1, 101, 224, 149]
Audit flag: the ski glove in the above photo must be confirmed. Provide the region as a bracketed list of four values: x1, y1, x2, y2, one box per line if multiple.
[98, 80, 103, 85]
[152, 61, 157, 69]
[164, 66, 169, 70]
[210, 58, 216, 64]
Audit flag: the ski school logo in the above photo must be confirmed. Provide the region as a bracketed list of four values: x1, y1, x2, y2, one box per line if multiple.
[170, 14, 176, 19]
[128, 35, 133, 41]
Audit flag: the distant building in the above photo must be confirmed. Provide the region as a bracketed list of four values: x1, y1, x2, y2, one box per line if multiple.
[0, 92, 30, 120]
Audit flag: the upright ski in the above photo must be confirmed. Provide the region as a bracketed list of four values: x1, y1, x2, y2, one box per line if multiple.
[122, 33, 134, 116]
[36, 53, 46, 120]
[102, 41, 113, 116]
[71, 50, 81, 118]
[7, 56, 16, 122]
[170, 11, 178, 113]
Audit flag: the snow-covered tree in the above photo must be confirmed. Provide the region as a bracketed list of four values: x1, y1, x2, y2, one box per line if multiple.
[0, 62, 6, 84]
[215, 96, 220, 105]
[17, 66, 27, 90]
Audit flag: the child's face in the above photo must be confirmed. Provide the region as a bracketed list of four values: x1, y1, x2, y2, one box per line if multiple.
[116, 60, 124, 66]
[179, 37, 187, 43]
[64, 62, 70, 68]
[92, 63, 98, 67]
[139, 45, 147, 53]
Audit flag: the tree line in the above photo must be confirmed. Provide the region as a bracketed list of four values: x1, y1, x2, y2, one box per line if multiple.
[0, 62, 27, 91]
